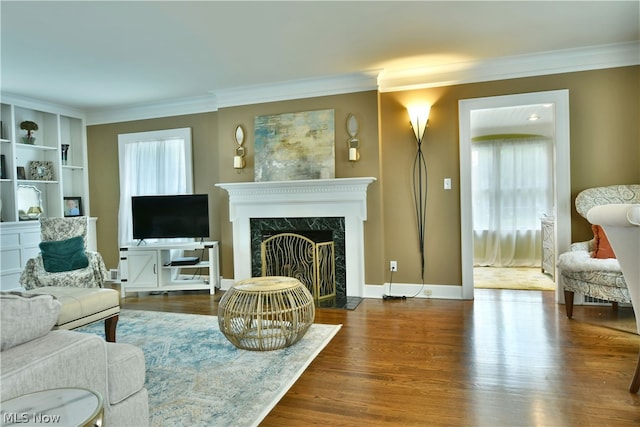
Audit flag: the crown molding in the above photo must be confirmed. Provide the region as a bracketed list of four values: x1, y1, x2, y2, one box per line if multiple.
[378, 41, 640, 92]
[85, 72, 379, 125]
[1, 92, 85, 119]
[84, 41, 638, 125]
[86, 94, 218, 126]
[213, 71, 380, 108]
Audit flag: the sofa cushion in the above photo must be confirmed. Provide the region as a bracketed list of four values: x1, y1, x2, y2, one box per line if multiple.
[106, 342, 146, 405]
[39, 235, 89, 273]
[0, 292, 61, 351]
[592, 225, 616, 259]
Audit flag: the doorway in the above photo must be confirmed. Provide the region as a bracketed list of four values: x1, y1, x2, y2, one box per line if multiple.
[459, 90, 572, 301]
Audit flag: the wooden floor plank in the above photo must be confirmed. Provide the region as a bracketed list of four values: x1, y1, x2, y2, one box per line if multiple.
[115, 286, 640, 426]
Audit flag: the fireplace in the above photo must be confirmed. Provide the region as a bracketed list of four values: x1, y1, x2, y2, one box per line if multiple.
[216, 177, 376, 298]
[251, 217, 345, 304]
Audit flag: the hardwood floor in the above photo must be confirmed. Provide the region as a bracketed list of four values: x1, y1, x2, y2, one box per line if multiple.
[116, 287, 640, 426]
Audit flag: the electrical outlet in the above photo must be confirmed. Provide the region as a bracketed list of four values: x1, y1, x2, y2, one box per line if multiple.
[390, 260, 398, 272]
[444, 178, 452, 190]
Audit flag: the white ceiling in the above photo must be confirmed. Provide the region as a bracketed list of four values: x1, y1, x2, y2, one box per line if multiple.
[1, 1, 639, 117]
[471, 103, 556, 137]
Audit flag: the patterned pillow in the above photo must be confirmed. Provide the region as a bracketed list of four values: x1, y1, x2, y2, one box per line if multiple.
[0, 292, 61, 351]
[40, 236, 89, 273]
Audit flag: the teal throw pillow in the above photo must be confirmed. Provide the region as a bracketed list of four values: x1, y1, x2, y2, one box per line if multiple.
[40, 235, 89, 273]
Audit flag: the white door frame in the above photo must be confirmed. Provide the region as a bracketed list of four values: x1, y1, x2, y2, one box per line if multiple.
[458, 90, 571, 302]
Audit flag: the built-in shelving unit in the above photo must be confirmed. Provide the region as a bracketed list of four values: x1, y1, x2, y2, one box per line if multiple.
[0, 95, 90, 291]
[0, 96, 89, 222]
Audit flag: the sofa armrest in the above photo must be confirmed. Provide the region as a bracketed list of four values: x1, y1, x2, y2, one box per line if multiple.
[106, 342, 146, 405]
[0, 330, 108, 403]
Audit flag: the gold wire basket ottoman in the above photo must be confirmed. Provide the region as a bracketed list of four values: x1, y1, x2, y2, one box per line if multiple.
[218, 276, 316, 351]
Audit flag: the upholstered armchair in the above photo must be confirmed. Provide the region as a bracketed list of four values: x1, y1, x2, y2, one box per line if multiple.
[557, 185, 640, 317]
[19, 217, 108, 290]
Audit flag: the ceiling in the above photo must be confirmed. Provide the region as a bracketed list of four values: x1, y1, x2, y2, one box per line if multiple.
[1, 1, 639, 116]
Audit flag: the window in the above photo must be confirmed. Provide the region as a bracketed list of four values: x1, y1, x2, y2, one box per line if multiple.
[117, 128, 193, 246]
[471, 136, 552, 266]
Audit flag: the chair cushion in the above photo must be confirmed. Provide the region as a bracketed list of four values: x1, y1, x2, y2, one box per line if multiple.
[25, 287, 120, 328]
[558, 250, 621, 273]
[39, 236, 89, 273]
[592, 225, 616, 259]
[0, 292, 61, 351]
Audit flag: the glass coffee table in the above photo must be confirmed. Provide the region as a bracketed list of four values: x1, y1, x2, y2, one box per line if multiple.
[1, 388, 103, 427]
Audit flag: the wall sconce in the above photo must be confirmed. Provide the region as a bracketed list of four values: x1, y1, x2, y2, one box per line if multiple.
[406, 104, 431, 283]
[233, 125, 246, 170]
[346, 113, 360, 162]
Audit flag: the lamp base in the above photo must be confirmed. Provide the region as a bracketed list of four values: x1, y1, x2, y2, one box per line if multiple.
[382, 294, 406, 301]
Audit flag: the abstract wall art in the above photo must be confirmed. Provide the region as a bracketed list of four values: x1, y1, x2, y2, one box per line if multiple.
[254, 109, 335, 181]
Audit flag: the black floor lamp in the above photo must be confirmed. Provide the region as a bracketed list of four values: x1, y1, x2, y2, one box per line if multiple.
[407, 105, 431, 283]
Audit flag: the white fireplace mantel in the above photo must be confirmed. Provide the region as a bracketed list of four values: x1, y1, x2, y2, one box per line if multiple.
[216, 177, 376, 297]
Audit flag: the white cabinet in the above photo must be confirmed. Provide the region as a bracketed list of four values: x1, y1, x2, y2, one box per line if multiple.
[0, 222, 40, 291]
[123, 251, 159, 289]
[119, 241, 220, 297]
[0, 96, 88, 223]
[541, 217, 555, 280]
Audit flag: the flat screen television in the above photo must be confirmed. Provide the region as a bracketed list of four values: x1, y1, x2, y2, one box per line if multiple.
[132, 194, 210, 240]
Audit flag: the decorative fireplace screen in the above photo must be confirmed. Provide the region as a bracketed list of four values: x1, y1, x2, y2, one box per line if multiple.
[261, 232, 336, 305]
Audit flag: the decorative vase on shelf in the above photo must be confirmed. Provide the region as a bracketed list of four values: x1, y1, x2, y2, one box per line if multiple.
[61, 144, 70, 165]
[20, 120, 38, 145]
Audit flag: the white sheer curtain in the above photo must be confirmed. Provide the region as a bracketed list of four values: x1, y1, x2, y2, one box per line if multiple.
[118, 129, 192, 247]
[472, 136, 552, 267]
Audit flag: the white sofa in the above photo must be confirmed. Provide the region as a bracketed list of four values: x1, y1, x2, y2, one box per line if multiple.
[0, 292, 149, 426]
[587, 202, 640, 393]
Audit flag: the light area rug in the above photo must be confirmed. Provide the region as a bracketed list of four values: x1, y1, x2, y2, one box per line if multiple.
[474, 267, 556, 291]
[77, 309, 341, 427]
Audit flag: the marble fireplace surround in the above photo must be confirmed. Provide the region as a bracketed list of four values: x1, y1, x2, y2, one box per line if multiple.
[216, 177, 376, 297]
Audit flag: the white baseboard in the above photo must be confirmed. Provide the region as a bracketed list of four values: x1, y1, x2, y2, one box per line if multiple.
[221, 277, 464, 300]
[364, 283, 464, 300]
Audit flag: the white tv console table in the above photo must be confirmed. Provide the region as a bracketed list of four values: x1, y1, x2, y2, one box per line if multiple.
[119, 241, 220, 298]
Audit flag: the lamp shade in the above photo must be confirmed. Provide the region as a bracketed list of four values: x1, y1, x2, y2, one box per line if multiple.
[408, 105, 431, 143]
[27, 206, 42, 214]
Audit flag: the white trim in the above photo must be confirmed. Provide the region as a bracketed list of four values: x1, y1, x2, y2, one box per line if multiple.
[0, 92, 85, 119]
[379, 41, 639, 92]
[220, 278, 463, 301]
[86, 94, 217, 126]
[41, 42, 640, 126]
[117, 127, 194, 247]
[216, 178, 376, 298]
[213, 71, 380, 108]
[458, 90, 571, 302]
[364, 283, 463, 300]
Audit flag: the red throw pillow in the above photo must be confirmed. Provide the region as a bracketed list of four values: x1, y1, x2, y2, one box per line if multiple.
[591, 225, 616, 259]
